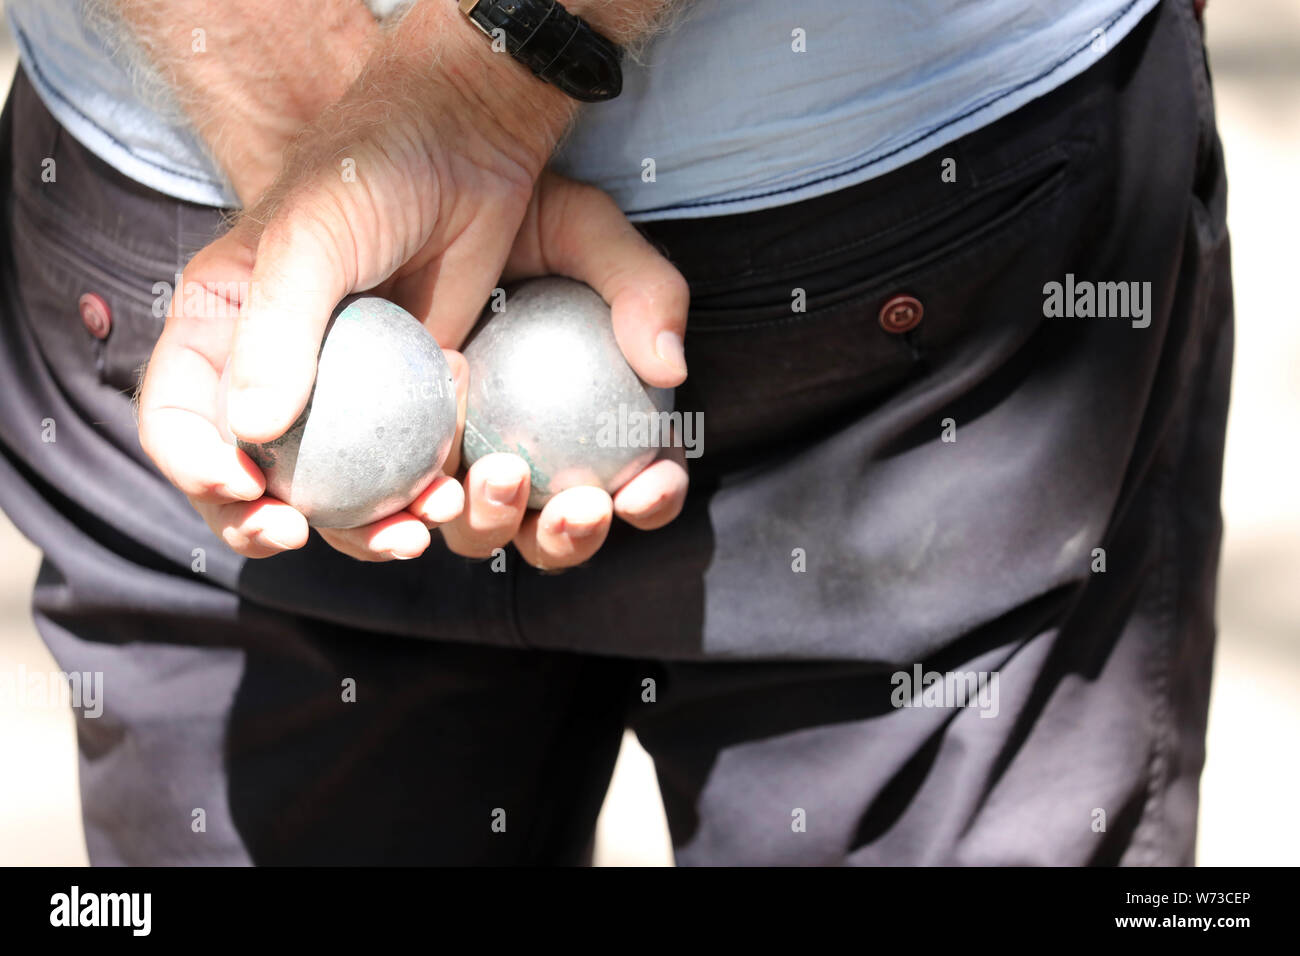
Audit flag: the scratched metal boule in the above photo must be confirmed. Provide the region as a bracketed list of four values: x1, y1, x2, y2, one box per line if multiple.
[462, 277, 674, 509]
[236, 295, 457, 529]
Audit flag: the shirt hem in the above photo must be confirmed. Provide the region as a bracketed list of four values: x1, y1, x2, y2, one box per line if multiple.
[621, 0, 1158, 223]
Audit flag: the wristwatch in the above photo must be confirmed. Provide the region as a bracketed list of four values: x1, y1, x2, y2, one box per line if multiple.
[458, 0, 624, 102]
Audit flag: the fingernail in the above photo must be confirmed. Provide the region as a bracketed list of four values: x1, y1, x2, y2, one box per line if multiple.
[621, 488, 668, 517]
[218, 477, 262, 501]
[655, 330, 687, 376]
[551, 515, 599, 539]
[369, 523, 425, 556]
[484, 476, 522, 507]
[252, 529, 294, 551]
[419, 482, 465, 525]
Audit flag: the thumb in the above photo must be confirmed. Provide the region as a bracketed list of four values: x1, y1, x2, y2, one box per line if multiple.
[225, 193, 355, 443]
[508, 172, 690, 389]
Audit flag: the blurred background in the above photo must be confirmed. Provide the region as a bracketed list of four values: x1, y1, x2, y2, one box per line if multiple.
[1, 0, 1296, 866]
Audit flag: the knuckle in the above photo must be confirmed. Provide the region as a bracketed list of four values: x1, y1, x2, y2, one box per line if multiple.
[570, 180, 612, 213]
[187, 483, 225, 502]
[655, 270, 691, 317]
[220, 526, 252, 553]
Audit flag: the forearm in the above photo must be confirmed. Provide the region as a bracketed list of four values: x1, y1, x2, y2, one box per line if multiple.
[110, 0, 380, 205]
[112, 0, 683, 207]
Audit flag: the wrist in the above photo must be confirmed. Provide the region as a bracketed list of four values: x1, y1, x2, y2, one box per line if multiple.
[389, 1, 580, 178]
[564, 0, 685, 51]
[206, 26, 380, 204]
[215, 104, 355, 206]
[560, 0, 646, 45]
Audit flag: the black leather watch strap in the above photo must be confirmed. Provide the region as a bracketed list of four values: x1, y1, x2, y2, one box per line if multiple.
[459, 0, 623, 102]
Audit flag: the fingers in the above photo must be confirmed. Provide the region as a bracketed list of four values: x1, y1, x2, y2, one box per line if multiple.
[612, 446, 690, 531]
[194, 497, 310, 560]
[140, 407, 265, 503]
[138, 220, 321, 561]
[191, 469, 460, 564]
[508, 442, 687, 568]
[407, 475, 466, 528]
[513, 486, 613, 571]
[316, 512, 433, 562]
[137, 222, 271, 505]
[506, 171, 690, 389]
[439, 453, 532, 558]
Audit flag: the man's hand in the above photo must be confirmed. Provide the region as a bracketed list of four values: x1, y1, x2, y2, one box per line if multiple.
[135, 0, 691, 566]
[435, 171, 691, 570]
[224, 1, 689, 443]
[138, 171, 690, 564]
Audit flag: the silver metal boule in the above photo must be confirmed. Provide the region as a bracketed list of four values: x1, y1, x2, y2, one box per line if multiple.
[238, 295, 458, 529]
[462, 277, 675, 509]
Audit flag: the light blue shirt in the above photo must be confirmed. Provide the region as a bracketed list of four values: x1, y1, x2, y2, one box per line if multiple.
[6, 0, 1159, 221]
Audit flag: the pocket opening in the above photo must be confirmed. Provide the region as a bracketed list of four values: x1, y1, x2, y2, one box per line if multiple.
[685, 140, 1082, 331]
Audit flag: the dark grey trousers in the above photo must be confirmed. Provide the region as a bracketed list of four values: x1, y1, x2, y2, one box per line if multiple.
[0, 0, 1231, 864]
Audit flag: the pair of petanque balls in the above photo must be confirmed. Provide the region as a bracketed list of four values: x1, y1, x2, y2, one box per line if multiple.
[236, 278, 675, 530]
